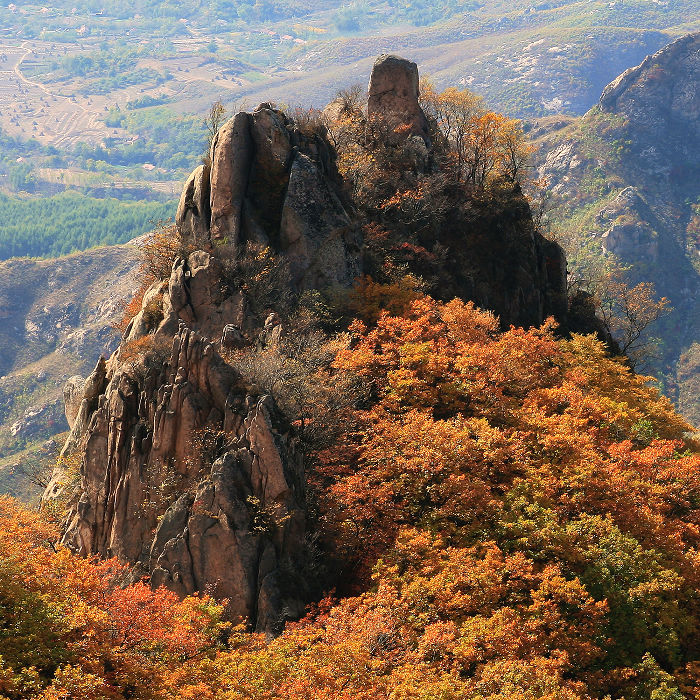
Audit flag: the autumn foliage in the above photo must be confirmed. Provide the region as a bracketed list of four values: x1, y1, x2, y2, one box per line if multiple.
[7, 284, 700, 698]
[171, 294, 699, 699]
[0, 497, 225, 699]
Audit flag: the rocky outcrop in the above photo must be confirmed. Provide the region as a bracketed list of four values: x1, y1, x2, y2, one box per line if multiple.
[598, 32, 700, 177]
[63, 376, 86, 430]
[58, 321, 307, 632]
[176, 164, 211, 249]
[367, 54, 430, 143]
[599, 33, 700, 138]
[596, 187, 660, 263]
[177, 104, 361, 290]
[535, 33, 700, 419]
[435, 187, 568, 329]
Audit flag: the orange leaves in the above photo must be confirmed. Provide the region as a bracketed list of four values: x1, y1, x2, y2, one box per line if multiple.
[7, 287, 700, 699]
[0, 496, 224, 699]
[316, 291, 700, 696]
[328, 410, 514, 547]
[336, 296, 493, 418]
[346, 275, 423, 325]
[420, 81, 532, 186]
[336, 295, 560, 423]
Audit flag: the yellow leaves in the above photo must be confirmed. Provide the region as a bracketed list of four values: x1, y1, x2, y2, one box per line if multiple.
[420, 82, 531, 186]
[39, 666, 110, 700]
[561, 333, 692, 440]
[347, 275, 424, 325]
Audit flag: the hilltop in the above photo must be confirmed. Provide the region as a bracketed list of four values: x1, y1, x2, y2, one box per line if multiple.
[2, 53, 700, 700]
[45, 55, 569, 633]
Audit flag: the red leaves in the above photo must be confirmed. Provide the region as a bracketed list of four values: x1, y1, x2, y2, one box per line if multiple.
[0, 496, 225, 698]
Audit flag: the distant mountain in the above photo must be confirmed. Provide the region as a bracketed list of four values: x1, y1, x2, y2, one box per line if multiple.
[534, 32, 700, 426]
[0, 244, 138, 498]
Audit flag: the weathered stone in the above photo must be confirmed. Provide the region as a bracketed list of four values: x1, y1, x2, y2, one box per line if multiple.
[600, 33, 700, 142]
[280, 152, 359, 288]
[176, 164, 211, 247]
[222, 324, 245, 350]
[158, 250, 246, 342]
[177, 104, 360, 291]
[63, 375, 86, 429]
[210, 111, 254, 249]
[598, 187, 660, 262]
[367, 54, 430, 142]
[58, 321, 306, 632]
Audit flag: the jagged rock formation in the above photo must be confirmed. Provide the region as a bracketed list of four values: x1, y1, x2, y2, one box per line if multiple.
[177, 103, 361, 290]
[55, 324, 306, 632]
[599, 33, 700, 151]
[51, 106, 363, 634]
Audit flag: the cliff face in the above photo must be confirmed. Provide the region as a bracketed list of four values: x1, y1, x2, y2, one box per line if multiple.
[54, 325, 306, 632]
[599, 33, 700, 156]
[50, 56, 570, 632]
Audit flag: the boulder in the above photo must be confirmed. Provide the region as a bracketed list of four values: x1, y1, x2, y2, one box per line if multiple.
[63, 375, 86, 429]
[176, 164, 211, 247]
[209, 112, 254, 250]
[222, 324, 245, 350]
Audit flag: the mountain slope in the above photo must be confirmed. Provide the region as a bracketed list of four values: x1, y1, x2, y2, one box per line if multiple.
[534, 32, 700, 425]
[45, 57, 570, 634]
[0, 244, 138, 499]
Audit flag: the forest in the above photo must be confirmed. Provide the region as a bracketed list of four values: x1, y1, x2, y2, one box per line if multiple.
[2, 291, 698, 698]
[0, 192, 174, 259]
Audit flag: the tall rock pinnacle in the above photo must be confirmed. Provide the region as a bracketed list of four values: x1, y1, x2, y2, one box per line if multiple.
[367, 54, 430, 142]
[47, 54, 570, 636]
[176, 103, 361, 290]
